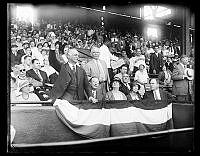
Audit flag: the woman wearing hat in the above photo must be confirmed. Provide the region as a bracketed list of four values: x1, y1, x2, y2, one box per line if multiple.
[127, 81, 142, 100]
[134, 63, 149, 97]
[14, 80, 40, 102]
[103, 77, 127, 101]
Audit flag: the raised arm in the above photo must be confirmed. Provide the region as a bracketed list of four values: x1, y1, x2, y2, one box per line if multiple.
[49, 39, 62, 72]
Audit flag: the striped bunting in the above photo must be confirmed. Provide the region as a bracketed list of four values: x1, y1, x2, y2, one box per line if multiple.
[54, 99, 173, 139]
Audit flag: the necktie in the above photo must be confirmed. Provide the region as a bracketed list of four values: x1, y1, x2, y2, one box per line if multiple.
[36, 70, 43, 81]
[72, 65, 76, 73]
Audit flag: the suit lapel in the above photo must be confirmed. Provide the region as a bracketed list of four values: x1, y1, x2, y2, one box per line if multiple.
[31, 69, 41, 81]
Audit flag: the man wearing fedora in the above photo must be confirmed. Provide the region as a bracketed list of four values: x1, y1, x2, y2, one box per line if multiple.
[171, 55, 193, 102]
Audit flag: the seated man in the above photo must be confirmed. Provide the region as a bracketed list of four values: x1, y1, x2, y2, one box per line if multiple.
[89, 76, 105, 101]
[26, 58, 50, 101]
[143, 78, 174, 103]
[119, 73, 131, 96]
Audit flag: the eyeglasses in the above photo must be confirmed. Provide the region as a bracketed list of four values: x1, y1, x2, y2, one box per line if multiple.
[20, 69, 26, 72]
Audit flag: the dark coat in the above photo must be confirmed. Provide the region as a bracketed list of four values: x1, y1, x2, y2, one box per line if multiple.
[165, 62, 174, 72]
[48, 63, 92, 100]
[143, 88, 173, 103]
[26, 69, 49, 84]
[149, 53, 163, 74]
[89, 85, 105, 101]
[119, 83, 131, 95]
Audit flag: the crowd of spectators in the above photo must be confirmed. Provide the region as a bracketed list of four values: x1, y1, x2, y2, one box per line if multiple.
[10, 17, 194, 103]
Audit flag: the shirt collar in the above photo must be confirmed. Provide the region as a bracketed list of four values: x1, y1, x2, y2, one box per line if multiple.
[68, 62, 76, 70]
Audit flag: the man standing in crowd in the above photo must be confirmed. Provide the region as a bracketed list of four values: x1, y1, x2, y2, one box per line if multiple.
[171, 55, 191, 102]
[149, 45, 164, 75]
[84, 46, 110, 95]
[48, 39, 96, 103]
[99, 39, 118, 81]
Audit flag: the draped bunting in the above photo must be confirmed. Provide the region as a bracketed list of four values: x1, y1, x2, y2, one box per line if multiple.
[54, 99, 173, 139]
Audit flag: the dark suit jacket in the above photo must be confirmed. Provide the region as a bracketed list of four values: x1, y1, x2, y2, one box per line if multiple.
[89, 85, 104, 101]
[26, 69, 49, 84]
[119, 83, 131, 95]
[143, 88, 173, 103]
[149, 53, 163, 74]
[48, 62, 92, 101]
[49, 49, 61, 72]
[165, 62, 174, 73]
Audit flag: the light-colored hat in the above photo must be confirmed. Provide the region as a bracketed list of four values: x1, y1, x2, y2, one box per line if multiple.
[185, 68, 194, 80]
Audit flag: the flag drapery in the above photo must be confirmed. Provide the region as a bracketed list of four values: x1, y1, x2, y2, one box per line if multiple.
[54, 99, 173, 139]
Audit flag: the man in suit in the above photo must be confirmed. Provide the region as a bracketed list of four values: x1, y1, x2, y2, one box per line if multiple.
[26, 58, 50, 101]
[165, 57, 174, 73]
[143, 78, 174, 103]
[171, 55, 191, 102]
[84, 46, 110, 95]
[89, 76, 104, 101]
[48, 39, 96, 103]
[119, 73, 131, 96]
[149, 45, 164, 75]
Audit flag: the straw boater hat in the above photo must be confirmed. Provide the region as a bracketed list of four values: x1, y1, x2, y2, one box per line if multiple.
[185, 68, 194, 80]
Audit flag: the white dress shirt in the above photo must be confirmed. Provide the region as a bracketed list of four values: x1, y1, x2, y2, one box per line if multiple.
[153, 89, 161, 100]
[99, 44, 118, 68]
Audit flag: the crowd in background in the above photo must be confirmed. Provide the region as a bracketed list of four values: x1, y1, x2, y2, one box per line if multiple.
[10, 17, 194, 103]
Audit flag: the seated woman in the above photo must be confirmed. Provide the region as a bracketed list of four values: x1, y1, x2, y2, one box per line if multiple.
[104, 77, 127, 100]
[127, 82, 142, 100]
[158, 65, 173, 93]
[134, 63, 149, 97]
[13, 80, 41, 105]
